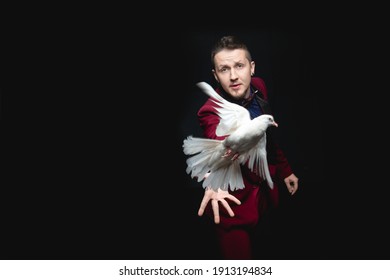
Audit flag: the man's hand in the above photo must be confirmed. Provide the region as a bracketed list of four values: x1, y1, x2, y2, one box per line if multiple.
[198, 187, 241, 224]
[284, 173, 299, 195]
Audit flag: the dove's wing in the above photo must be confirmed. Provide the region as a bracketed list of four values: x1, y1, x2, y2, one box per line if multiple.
[183, 135, 245, 191]
[244, 135, 274, 189]
[184, 82, 275, 191]
[197, 82, 250, 136]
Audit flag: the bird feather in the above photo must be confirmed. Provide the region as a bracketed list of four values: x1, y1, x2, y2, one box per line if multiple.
[183, 82, 277, 191]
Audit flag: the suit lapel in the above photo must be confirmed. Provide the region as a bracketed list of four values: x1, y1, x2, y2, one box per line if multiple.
[255, 94, 272, 114]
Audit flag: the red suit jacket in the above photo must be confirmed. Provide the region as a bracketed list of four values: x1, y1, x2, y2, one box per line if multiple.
[197, 77, 293, 229]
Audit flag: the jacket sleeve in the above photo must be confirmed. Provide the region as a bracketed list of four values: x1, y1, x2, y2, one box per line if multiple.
[271, 141, 293, 180]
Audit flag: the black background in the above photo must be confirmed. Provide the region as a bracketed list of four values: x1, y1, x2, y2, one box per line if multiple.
[2, 10, 389, 260]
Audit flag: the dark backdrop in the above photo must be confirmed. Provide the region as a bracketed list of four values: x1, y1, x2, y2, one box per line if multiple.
[2, 22, 389, 260]
[178, 29, 324, 259]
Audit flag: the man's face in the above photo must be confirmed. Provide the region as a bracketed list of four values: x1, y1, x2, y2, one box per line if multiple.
[213, 48, 255, 100]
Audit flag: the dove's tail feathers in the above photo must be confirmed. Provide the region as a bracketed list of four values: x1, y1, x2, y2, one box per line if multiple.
[183, 136, 224, 182]
[183, 135, 245, 191]
[202, 160, 245, 191]
[185, 151, 215, 182]
[183, 135, 222, 155]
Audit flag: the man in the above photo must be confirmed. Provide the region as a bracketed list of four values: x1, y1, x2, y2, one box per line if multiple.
[195, 35, 298, 259]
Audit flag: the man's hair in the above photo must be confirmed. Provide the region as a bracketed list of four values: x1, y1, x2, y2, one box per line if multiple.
[211, 35, 252, 69]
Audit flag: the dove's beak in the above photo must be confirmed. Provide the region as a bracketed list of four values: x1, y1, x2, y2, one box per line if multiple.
[273, 122, 278, 127]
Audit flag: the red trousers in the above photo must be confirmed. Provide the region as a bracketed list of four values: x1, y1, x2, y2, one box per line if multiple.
[205, 178, 279, 259]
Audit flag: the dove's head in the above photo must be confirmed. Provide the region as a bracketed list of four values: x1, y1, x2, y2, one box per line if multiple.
[259, 114, 278, 127]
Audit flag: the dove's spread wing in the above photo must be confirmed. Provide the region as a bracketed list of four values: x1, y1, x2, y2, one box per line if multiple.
[244, 135, 273, 189]
[196, 82, 250, 136]
[182, 135, 245, 191]
[183, 82, 275, 191]
[223, 114, 275, 189]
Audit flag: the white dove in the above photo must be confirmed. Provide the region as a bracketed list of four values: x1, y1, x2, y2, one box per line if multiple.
[183, 81, 278, 192]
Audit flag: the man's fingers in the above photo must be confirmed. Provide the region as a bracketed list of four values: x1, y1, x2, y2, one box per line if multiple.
[198, 188, 242, 222]
[211, 199, 220, 224]
[285, 180, 298, 195]
[198, 194, 211, 216]
[226, 195, 241, 205]
[220, 199, 235, 217]
[291, 184, 298, 195]
[291, 186, 298, 195]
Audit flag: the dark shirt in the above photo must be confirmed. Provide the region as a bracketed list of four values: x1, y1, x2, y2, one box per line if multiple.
[246, 94, 263, 120]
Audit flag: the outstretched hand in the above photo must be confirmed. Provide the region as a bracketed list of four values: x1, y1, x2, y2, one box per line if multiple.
[198, 187, 241, 224]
